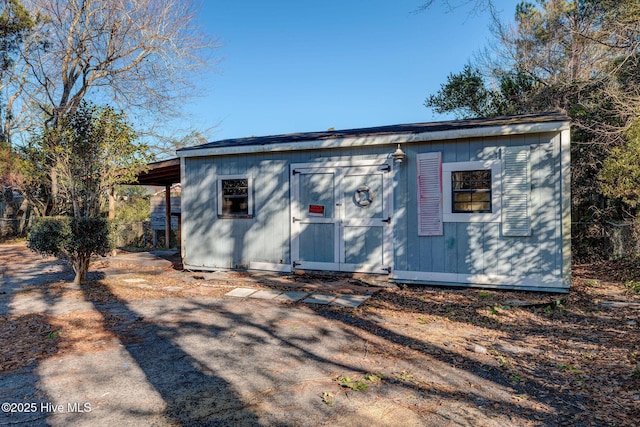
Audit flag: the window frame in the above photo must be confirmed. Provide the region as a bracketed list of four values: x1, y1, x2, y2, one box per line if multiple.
[217, 175, 254, 218]
[442, 160, 501, 223]
[451, 169, 492, 213]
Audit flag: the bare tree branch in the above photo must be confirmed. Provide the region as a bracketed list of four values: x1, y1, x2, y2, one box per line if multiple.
[414, 0, 496, 15]
[22, 0, 217, 128]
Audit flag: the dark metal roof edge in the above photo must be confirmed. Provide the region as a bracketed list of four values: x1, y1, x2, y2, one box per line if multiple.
[136, 157, 181, 186]
[178, 112, 569, 153]
[145, 158, 180, 168]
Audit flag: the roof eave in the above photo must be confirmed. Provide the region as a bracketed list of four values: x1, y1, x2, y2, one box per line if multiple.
[136, 158, 180, 186]
[177, 120, 570, 159]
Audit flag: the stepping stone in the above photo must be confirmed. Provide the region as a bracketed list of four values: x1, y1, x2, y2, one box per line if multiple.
[330, 294, 370, 308]
[163, 286, 182, 292]
[225, 287, 258, 298]
[600, 300, 640, 309]
[274, 291, 309, 302]
[123, 278, 147, 283]
[248, 290, 283, 300]
[136, 284, 154, 289]
[302, 293, 336, 305]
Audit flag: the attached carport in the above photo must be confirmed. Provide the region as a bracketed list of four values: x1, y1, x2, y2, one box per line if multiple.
[134, 158, 181, 248]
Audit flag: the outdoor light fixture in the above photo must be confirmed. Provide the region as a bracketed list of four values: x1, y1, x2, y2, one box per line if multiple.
[391, 144, 406, 163]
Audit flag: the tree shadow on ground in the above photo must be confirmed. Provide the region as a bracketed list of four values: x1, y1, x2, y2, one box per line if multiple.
[101, 251, 596, 425]
[83, 282, 261, 426]
[0, 313, 59, 427]
[115, 292, 580, 426]
[0, 244, 73, 316]
[307, 302, 587, 423]
[302, 281, 638, 426]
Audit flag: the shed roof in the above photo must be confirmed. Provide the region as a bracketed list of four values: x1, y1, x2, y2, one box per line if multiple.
[136, 158, 180, 186]
[177, 112, 570, 158]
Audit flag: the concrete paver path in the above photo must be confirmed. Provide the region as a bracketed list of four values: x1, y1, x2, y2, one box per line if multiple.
[0, 245, 556, 426]
[225, 288, 371, 307]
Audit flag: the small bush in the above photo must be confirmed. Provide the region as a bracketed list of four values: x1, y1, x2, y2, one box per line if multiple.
[27, 216, 70, 257]
[625, 280, 640, 294]
[28, 216, 111, 284]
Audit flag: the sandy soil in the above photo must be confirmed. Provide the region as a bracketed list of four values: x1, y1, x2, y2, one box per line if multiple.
[1, 243, 638, 426]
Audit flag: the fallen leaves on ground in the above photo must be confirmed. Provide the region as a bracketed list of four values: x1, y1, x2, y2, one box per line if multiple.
[1, 245, 639, 425]
[328, 265, 640, 427]
[0, 313, 60, 372]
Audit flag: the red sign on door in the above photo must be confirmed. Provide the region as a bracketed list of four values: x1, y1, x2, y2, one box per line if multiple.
[308, 205, 325, 216]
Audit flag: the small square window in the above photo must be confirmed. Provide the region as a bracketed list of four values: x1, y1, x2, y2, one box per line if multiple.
[218, 176, 253, 218]
[451, 170, 492, 213]
[442, 159, 500, 223]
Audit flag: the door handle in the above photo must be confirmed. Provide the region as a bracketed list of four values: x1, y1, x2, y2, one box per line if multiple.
[382, 217, 391, 223]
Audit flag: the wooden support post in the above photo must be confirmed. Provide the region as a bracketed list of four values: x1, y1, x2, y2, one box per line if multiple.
[165, 184, 171, 249]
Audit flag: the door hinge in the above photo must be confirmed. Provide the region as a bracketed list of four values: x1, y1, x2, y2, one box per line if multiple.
[293, 261, 301, 267]
[381, 266, 392, 273]
[382, 217, 391, 223]
[379, 164, 391, 172]
[292, 169, 301, 175]
[292, 217, 299, 223]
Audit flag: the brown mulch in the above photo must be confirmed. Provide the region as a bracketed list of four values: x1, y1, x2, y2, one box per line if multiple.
[0, 313, 60, 372]
[331, 262, 640, 427]
[1, 244, 639, 425]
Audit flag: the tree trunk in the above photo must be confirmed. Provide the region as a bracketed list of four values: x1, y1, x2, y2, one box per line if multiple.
[73, 256, 90, 285]
[108, 187, 116, 220]
[47, 166, 58, 216]
[16, 198, 31, 235]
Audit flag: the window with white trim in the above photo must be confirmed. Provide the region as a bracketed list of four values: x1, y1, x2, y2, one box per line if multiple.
[451, 170, 492, 213]
[217, 175, 253, 218]
[442, 160, 501, 223]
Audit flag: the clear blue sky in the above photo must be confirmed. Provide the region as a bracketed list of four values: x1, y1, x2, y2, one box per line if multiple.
[182, 1, 520, 142]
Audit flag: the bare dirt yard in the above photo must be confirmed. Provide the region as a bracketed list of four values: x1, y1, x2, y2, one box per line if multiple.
[1, 242, 639, 426]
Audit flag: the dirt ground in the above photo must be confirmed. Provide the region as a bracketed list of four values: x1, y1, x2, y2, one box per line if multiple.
[0, 242, 639, 426]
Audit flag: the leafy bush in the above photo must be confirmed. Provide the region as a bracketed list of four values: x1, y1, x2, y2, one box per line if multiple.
[625, 280, 640, 294]
[113, 185, 150, 223]
[28, 216, 111, 284]
[27, 216, 70, 257]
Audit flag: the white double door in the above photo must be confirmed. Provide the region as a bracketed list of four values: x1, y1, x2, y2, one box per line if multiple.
[291, 162, 393, 273]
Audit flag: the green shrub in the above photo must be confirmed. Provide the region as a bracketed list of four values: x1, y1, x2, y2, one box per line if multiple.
[27, 216, 71, 257]
[625, 280, 640, 294]
[28, 216, 111, 284]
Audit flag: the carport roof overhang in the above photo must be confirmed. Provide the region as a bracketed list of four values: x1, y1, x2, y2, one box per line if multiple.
[136, 158, 180, 186]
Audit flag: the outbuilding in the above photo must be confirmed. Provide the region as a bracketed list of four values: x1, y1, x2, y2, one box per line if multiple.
[177, 112, 571, 292]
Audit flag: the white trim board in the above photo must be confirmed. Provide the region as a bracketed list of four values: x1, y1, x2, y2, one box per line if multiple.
[249, 262, 293, 273]
[560, 128, 572, 288]
[179, 156, 187, 260]
[183, 263, 293, 274]
[391, 270, 567, 291]
[291, 160, 389, 169]
[178, 121, 570, 158]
